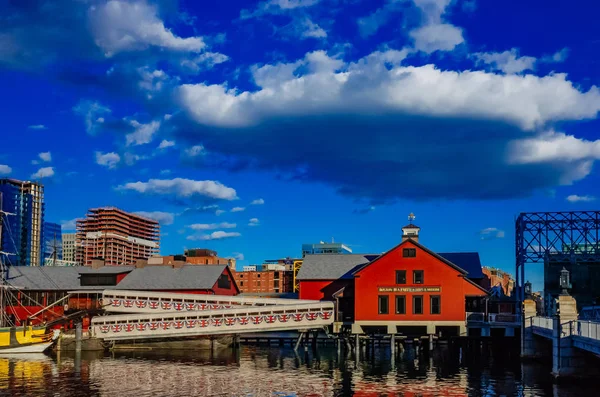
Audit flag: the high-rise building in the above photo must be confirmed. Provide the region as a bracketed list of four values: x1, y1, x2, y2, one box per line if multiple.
[76, 207, 160, 266]
[0, 178, 45, 266]
[62, 233, 77, 263]
[42, 222, 62, 262]
[301, 241, 352, 256]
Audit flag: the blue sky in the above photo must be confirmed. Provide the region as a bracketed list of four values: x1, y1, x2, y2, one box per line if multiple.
[2, 0, 600, 290]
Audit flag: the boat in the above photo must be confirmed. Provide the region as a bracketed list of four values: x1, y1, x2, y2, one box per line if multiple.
[0, 198, 60, 353]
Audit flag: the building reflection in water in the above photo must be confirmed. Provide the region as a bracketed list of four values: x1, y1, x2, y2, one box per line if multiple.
[0, 343, 595, 396]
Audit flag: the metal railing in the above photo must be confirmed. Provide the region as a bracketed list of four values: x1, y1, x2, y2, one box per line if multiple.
[101, 290, 318, 314]
[530, 316, 553, 329]
[466, 312, 520, 324]
[567, 320, 600, 340]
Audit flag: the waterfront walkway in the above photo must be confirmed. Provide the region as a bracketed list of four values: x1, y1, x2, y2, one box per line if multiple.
[530, 316, 600, 355]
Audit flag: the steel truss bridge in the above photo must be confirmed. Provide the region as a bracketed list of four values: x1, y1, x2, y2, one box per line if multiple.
[91, 290, 334, 341]
[515, 211, 600, 302]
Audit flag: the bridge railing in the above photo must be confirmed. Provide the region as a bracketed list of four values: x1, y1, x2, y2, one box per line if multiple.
[566, 320, 600, 340]
[101, 290, 318, 314]
[466, 312, 520, 324]
[530, 316, 553, 330]
[91, 301, 335, 341]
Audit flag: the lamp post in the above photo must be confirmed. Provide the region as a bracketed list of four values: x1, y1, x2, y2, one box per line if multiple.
[559, 267, 571, 296]
[524, 280, 532, 299]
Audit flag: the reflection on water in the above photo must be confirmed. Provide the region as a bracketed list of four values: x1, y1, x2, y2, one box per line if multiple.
[0, 342, 595, 396]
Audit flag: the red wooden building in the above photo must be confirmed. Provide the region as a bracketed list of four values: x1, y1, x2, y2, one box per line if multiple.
[4, 264, 238, 328]
[297, 223, 488, 336]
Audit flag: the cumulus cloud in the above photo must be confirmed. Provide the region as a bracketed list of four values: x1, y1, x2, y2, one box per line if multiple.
[174, 49, 600, 200]
[300, 18, 327, 39]
[229, 252, 245, 261]
[0, 165, 12, 175]
[250, 198, 265, 205]
[95, 151, 121, 169]
[479, 227, 505, 240]
[248, 218, 260, 226]
[28, 125, 47, 130]
[74, 100, 111, 135]
[240, 0, 320, 19]
[117, 178, 237, 200]
[542, 48, 569, 63]
[180, 52, 229, 73]
[188, 222, 237, 230]
[38, 152, 52, 162]
[61, 218, 78, 231]
[231, 207, 245, 212]
[31, 167, 54, 179]
[410, 23, 464, 54]
[473, 48, 537, 74]
[566, 194, 596, 203]
[125, 120, 161, 146]
[215, 209, 226, 216]
[184, 145, 205, 157]
[89, 0, 205, 56]
[158, 140, 175, 149]
[187, 231, 241, 241]
[133, 211, 176, 225]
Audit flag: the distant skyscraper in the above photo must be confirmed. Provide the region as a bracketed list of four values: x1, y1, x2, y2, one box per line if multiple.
[76, 207, 160, 266]
[301, 241, 352, 257]
[0, 178, 45, 266]
[42, 222, 62, 263]
[62, 233, 77, 263]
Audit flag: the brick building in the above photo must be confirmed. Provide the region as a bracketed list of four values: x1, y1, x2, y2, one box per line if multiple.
[482, 266, 515, 297]
[231, 269, 293, 294]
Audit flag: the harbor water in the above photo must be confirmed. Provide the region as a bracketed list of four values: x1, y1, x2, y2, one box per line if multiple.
[0, 343, 596, 396]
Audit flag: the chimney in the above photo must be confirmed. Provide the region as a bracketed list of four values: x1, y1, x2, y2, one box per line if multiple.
[402, 212, 420, 243]
[135, 258, 147, 268]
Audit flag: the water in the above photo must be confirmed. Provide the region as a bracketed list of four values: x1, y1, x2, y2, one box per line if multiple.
[0, 344, 595, 396]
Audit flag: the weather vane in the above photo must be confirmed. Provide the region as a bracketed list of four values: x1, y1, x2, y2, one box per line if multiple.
[408, 212, 415, 224]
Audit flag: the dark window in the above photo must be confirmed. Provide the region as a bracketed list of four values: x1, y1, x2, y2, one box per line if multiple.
[430, 295, 441, 314]
[413, 295, 423, 314]
[274, 280, 279, 288]
[257, 274, 261, 278]
[378, 295, 389, 314]
[274, 271, 279, 278]
[217, 274, 231, 289]
[413, 270, 424, 284]
[395, 270, 406, 284]
[257, 281, 261, 286]
[239, 274, 244, 278]
[395, 295, 406, 314]
[240, 281, 244, 287]
[80, 274, 117, 286]
[403, 248, 416, 258]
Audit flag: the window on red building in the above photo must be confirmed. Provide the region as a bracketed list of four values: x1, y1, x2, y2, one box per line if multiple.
[395, 270, 406, 284]
[430, 295, 441, 314]
[395, 295, 406, 314]
[403, 248, 416, 257]
[378, 295, 389, 314]
[413, 270, 424, 284]
[413, 295, 423, 314]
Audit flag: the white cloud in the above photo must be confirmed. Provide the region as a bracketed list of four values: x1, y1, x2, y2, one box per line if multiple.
[31, 166, 54, 179]
[117, 177, 237, 200]
[240, 0, 319, 19]
[180, 52, 229, 73]
[0, 165, 12, 175]
[187, 231, 241, 241]
[215, 209, 226, 216]
[301, 18, 327, 39]
[61, 218, 78, 231]
[28, 124, 47, 130]
[229, 252, 245, 261]
[188, 222, 237, 230]
[542, 48, 569, 63]
[184, 145, 204, 157]
[73, 100, 111, 135]
[473, 48, 537, 74]
[158, 140, 175, 150]
[133, 211, 176, 225]
[89, 0, 205, 56]
[123, 152, 148, 166]
[566, 194, 596, 203]
[250, 198, 265, 205]
[38, 151, 52, 162]
[410, 23, 464, 54]
[231, 207, 245, 212]
[178, 50, 600, 133]
[95, 151, 121, 169]
[479, 227, 505, 239]
[126, 120, 161, 146]
[248, 218, 260, 226]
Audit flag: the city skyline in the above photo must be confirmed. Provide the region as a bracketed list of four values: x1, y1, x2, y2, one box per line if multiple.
[2, 0, 600, 291]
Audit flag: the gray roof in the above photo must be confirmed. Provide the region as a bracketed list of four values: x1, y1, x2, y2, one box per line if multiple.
[297, 254, 380, 281]
[5, 266, 134, 290]
[114, 265, 228, 290]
